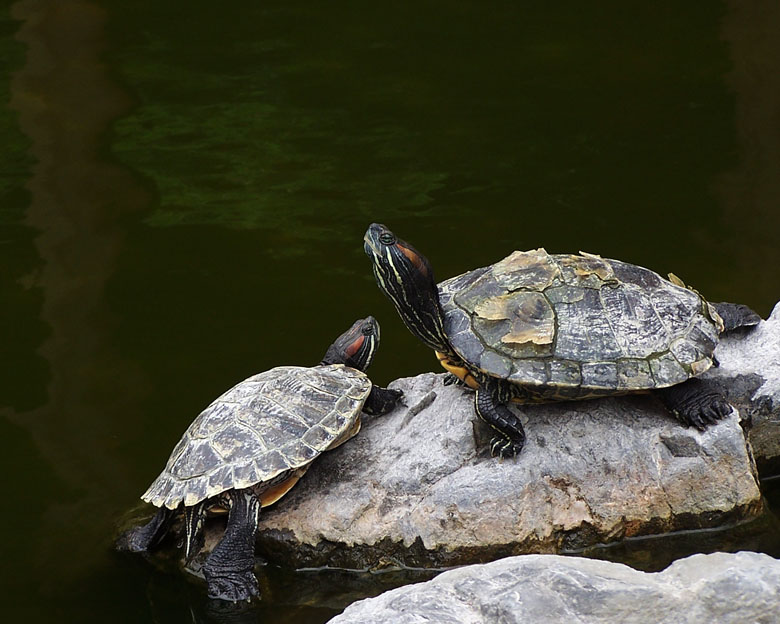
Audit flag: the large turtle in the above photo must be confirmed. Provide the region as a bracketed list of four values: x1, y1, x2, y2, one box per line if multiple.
[364, 223, 760, 458]
[117, 316, 402, 601]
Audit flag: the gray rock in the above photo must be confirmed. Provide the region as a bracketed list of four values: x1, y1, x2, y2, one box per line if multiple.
[328, 551, 780, 624]
[705, 302, 780, 471]
[252, 306, 780, 567]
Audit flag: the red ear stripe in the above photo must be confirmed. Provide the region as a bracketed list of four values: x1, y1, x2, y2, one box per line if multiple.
[398, 243, 429, 278]
[345, 335, 366, 358]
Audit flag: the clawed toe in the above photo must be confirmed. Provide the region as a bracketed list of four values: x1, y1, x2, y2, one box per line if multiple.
[443, 373, 466, 387]
[657, 380, 734, 431]
[206, 571, 259, 602]
[678, 398, 732, 431]
[489, 436, 523, 459]
[715, 399, 732, 418]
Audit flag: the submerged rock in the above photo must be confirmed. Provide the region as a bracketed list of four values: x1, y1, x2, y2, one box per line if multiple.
[328, 551, 780, 624]
[249, 307, 780, 569]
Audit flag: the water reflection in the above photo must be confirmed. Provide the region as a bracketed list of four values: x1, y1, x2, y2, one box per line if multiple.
[718, 0, 780, 315]
[8, 0, 150, 595]
[138, 560, 437, 624]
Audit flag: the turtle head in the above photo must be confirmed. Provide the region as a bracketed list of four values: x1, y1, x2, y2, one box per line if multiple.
[320, 316, 380, 371]
[364, 223, 451, 354]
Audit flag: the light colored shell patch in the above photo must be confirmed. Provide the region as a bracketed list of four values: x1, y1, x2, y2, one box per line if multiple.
[474, 291, 555, 346]
[489, 248, 560, 291]
[558, 252, 615, 287]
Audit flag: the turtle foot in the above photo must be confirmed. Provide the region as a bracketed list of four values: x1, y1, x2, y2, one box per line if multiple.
[656, 379, 733, 431]
[115, 507, 175, 553]
[363, 385, 404, 415]
[676, 394, 732, 431]
[115, 527, 150, 553]
[475, 384, 526, 459]
[443, 373, 470, 388]
[205, 569, 260, 602]
[490, 436, 524, 459]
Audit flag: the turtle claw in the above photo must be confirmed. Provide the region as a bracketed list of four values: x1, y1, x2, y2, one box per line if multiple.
[206, 570, 260, 602]
[490, 436, 522, 459]
[475, 385, 526, 459]
[681, 393, 732, 431]
[657, 379, 733, 431]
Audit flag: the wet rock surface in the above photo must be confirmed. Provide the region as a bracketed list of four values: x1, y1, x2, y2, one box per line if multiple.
[327, 551, 780, 624]
[247, 307, 780, 569]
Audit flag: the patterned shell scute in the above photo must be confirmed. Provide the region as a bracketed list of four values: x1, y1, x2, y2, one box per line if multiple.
[141, 364, 372, 509]
[439, 250, 721, 393]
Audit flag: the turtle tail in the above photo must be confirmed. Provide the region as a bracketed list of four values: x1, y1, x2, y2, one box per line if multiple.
[713, 302, 762, 333]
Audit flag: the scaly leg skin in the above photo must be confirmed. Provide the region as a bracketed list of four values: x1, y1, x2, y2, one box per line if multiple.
[655, 378, 732, 431]
[474, 382, 526, 458]
[116, 506, 175, 552]
[204, 489, 261, 602]
[363, 386, 403, 415]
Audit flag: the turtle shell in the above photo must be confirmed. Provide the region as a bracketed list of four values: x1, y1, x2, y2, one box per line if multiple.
[438, 249, 724, 400]
[142, 364, 372, 510]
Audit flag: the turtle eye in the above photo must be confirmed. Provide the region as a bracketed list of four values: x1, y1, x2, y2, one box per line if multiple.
[361, 324, 374, 336]
[379, 232, 396, 245]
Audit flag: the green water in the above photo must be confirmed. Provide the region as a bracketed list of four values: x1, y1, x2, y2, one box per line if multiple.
[1, 1, 778, 621]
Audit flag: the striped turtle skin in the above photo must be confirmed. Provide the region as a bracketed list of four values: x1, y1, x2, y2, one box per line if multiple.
[143, 364, 372, 510]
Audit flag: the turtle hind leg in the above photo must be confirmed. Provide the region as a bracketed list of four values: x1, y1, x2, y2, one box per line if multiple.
[713, 302, 762, 332]
[116, 506, 175, 553]
[204, 489, 261, 602]
[655, 378, 732, 430]
[474, 381, 526, 458]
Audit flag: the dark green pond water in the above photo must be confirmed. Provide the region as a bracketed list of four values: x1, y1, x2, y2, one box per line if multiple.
[1, 1, 779, 621]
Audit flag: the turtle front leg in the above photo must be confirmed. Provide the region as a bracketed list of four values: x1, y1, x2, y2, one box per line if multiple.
[116, 506, 175, 552]
[655, 378, 732, 430]
[474, 381, 526, 458]
[203, 489, 261, 602]
[362, 386, 403, 415]
[443, 373, 470, 388]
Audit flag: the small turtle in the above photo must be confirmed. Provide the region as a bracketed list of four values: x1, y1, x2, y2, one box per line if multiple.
[364, 223, 760, 458]
[117, 316, 402, 601]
